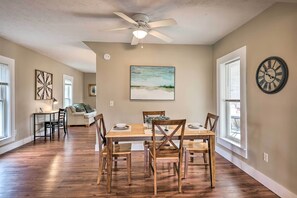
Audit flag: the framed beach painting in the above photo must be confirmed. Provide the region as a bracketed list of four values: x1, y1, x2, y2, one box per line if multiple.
[130, 65, 175, 100]
[88, 84, 96, 97]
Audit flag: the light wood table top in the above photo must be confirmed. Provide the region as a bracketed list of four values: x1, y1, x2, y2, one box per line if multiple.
[106, 123, 215, 138]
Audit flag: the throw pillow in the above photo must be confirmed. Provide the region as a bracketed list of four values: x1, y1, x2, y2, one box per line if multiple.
[69, 106, 76, 113]
[84, 104, 94, 113]
[75, 106, 85, 112]
[74, 103, 85, 112]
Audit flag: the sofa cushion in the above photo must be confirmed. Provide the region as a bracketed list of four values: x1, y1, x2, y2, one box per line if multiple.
[72, 112, 86, 116]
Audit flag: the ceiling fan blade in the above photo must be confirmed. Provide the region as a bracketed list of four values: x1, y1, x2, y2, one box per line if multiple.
[113, 12, 138, 25]
[131, 36, 139, 45]
[105, 27, 131, 31]
[148, 18, 177, 28]
[149, 30, 173, 43]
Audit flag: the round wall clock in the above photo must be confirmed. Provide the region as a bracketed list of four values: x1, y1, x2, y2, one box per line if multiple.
[256, 56, 288, 94]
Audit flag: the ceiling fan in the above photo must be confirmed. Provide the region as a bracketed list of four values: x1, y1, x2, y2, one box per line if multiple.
[108, 12, 177, 45]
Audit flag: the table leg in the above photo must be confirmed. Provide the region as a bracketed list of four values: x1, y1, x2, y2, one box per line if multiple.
[44, 115, 47, 141]
[106, 137, 113, 193]
[33, 115, 36, 142]
[208, 135, 216, 187]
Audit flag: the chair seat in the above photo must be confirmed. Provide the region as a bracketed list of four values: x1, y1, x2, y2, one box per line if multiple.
[102, 143, 131, 155]
[183, 141, 208, 152]
[149, 146, 179, 159]
[144, 140, 167, 147]
[44, 120, 60, 125]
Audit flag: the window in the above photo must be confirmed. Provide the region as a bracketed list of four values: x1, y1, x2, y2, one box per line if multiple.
[63, 75, 73, 108]
[0, 55, 15, 144]
[217, 46, 247, 158]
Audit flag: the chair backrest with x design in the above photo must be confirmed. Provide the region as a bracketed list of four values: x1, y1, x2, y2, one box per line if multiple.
[143, 111, 166, 123]
[151, 119, 186, 158]
[204, 113, 219, 132]
[94, 114, 107, 152]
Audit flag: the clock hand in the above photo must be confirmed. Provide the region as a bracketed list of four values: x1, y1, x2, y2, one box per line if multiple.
[266, 73, 275, 80]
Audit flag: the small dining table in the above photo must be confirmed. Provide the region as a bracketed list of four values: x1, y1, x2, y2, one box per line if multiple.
[105, 123, 216, 193]
[32, 110, 59, 142]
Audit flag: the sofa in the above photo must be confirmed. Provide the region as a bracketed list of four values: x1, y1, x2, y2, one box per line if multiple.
[66, 103, 97, 127]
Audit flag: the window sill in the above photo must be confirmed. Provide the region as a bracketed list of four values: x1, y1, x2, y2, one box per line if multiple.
[0, 135, 15, 146]
[217, 137, 247, 159]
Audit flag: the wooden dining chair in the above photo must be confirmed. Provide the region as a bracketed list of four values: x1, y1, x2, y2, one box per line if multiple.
[44, 108, 68, 139]
[94, 114, 132, 185]
[148, 119, 186, 195]
[183, 113, 219, 179]
[142, 111, 165, 173]
[142, 111, 166, 123]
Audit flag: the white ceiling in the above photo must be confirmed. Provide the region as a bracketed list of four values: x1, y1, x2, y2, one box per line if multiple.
[0, 0, 296, 73]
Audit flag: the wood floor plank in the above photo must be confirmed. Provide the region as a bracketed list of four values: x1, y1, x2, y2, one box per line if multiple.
[0, 125, 278, 197]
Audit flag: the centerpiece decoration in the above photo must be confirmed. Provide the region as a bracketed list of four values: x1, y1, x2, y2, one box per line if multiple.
[145, 116, 170, 129]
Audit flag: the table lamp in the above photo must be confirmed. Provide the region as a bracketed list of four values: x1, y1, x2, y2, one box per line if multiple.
[52, 97, 58, 111]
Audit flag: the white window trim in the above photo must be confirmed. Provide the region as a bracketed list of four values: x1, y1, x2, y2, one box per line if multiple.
[216, 46, 247, 158]
[0, 55, 15, 146]
[63, 74, 73, 108]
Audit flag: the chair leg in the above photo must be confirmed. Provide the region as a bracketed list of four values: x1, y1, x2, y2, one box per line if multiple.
[49, 126, 52, 141]
[63, 123, 67, 134]
[153, 158, 157, 195]
[144, 144, 148, 174]
[127, 154, 131, 185]
[97, 156, 106, 184]
[114, 142, 118, 169]
[203, 153, 208, 168]
[184, 150, 189, 179]
[51, 126, 55, 140]
[148, 154, 152, 177]
[58, 126, 60, 139]
[173, 162, 177, 176]
[178, 159, 182, 193]
[44, 127, 47, 141]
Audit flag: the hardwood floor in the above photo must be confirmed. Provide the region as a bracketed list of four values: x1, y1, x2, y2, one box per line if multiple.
[0, 125, 278, 197]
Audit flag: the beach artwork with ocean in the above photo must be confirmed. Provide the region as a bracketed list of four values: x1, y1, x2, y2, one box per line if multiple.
[130, 66, 175, 100]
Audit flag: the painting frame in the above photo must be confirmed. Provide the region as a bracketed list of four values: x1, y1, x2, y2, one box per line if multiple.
[35, 69, 53, 100]
[88, 84, 96, 97]
[130, 65, 175, 101]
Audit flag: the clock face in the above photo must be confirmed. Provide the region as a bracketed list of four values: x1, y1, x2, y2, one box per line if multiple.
[256, 56, 288, 94]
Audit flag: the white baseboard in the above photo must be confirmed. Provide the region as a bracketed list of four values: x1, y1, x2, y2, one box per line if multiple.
[0, 134, 35, 155]
[95, 143, 99, 151]
[216, 146, 297, 198]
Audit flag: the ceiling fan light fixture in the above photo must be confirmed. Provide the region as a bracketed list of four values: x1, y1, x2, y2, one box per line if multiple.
[133, 28, 147, 39]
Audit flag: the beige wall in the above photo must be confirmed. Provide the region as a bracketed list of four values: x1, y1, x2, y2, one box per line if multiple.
[83, 73, 96, 108]
[213, 3, 297, 194]
[0, 36, 83, 145]
[85, 42, 213, 128]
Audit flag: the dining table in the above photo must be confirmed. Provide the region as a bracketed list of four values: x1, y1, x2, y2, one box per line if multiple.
[105, 123, 216, 193]
[32, 110, 59, 142]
